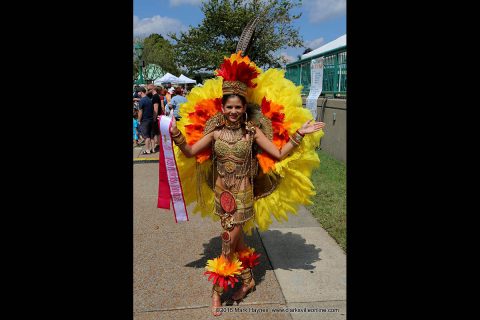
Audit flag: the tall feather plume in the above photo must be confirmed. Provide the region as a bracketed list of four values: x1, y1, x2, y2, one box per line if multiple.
[215, 52, 261, 88]
[236, 16, 260, 56]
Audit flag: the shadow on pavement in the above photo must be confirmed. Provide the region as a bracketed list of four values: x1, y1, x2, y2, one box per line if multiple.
[258, 229, 322, 271]
[184, 230, 270, 302]
[183, 228, 322, 303]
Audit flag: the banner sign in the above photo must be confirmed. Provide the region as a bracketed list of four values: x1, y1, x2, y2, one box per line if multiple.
[306, 57, 324, 120]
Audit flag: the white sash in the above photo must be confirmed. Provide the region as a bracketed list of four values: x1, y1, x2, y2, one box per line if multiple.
[159, 116, 188, 222]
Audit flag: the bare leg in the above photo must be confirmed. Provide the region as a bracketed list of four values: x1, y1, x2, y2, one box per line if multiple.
[212, 224, 243, 316]
[144, 138, 151, 153]
[232, 226, 255, 300]
[227, 224, 243, 257]
[211, 286, 222, 316]
[236, 230, 247, 252]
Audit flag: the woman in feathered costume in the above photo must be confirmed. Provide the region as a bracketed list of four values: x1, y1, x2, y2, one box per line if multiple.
[169, 51, 325, 316]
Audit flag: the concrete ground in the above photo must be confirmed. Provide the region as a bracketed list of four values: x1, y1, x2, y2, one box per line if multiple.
[134, 161, 346, 319]
[133, 145, 160, 163]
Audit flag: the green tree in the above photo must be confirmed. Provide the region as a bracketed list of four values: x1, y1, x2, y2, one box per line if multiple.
[133, 60, 139, 82]
[142, 34, 180, 76]
[170, 0, 303, 73]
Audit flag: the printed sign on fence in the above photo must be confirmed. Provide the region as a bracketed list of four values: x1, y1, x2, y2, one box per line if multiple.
[306, 58, 324, 120]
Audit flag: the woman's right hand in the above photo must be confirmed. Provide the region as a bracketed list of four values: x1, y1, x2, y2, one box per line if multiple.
[170, 116, 178, 134]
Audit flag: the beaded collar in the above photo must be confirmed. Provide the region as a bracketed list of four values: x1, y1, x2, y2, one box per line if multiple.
[223, 115, 244, 130]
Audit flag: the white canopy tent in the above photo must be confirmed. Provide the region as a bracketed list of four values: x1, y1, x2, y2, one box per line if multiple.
[177, 74, 196, 84]
[175, 74, 197, 91]
[153, 73, 197, 93]
[154, 73, 180, 85]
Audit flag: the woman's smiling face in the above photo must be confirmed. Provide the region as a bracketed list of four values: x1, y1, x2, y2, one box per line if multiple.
[222, 96, 245, 123]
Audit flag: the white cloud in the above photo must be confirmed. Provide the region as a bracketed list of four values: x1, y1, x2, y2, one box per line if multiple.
[304, 0, 346, 23]
[305, 37, 325, 50]
[169, 0, 203, 6]
[279, 52, 296, 64]
[133, 15, 187, 38]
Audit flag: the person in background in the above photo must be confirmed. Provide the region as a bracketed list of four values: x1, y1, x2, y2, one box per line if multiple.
[133, 109, 139, 147]
[158, 87, 166, 115]
[137, 87, 154, 154]
[166, 87, 174, 104]
[165, 87, 176, 117]
[160, 88, 168, 116]
[151, 86, 162, 152]
[169, 87, 187, 121]
[146, 83, 155, 98]
[133, 86, 141, 109]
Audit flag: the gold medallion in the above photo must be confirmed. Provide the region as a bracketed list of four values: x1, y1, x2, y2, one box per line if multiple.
[224, 161, 236, 173]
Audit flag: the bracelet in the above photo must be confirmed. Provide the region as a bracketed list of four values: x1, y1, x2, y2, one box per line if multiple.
[171, 130, 182, 138]
[296, 129, 305, 137]
[174, 138, 186, 147]
[289, 129, 304, 146]
[172, 133, 185, 142]
[172, 132, 186, 146]
[289, 135, 300, 147]
[293, 131, 304, 144]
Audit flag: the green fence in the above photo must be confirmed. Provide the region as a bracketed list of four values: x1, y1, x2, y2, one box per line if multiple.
[285, 46, 346, 97]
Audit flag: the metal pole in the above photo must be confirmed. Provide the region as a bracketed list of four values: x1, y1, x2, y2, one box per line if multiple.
[338, 65, 342, 94]
[138, 62, 144, 84]
[299, 63, 303, 95]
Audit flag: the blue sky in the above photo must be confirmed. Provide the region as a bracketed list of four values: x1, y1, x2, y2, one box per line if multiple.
[134, 0, 346, 64]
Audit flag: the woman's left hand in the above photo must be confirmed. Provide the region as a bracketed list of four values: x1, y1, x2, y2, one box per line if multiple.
[298, 120, 325, 135]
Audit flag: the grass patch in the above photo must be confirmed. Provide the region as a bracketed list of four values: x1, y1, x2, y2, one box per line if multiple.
[307, 149, 346, 252]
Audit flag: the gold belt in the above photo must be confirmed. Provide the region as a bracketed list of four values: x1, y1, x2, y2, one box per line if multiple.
[214, 185, 254, 227]
[216, 158, 258, 177]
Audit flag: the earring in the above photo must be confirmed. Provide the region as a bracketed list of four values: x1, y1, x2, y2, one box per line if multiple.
[244, 112, 248, 122]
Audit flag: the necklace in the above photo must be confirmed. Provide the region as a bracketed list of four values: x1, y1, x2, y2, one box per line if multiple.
[224, 117, 242, 129]
[218, 126, 243, 144]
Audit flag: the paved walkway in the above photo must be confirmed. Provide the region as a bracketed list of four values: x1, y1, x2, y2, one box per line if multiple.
[134, 161, 346, 319]
[133, 146, 160, 163]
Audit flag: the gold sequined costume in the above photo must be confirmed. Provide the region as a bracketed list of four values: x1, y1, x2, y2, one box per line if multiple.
[171, 52, 324, 296]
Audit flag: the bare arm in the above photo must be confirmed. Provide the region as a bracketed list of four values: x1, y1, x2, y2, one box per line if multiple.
[254, 120, 325, 160]
[138, 109, 143, 124]
[170, 117, 214, 158]
[254, 128, 296, 160]
[153, 103, 159, 120]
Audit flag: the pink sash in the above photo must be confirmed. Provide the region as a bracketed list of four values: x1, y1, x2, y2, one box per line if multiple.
[157, 116, 189, 222]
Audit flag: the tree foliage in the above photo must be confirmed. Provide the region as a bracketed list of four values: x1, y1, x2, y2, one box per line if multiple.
[142, 34, 180, 75]
[170, 0, 303, 73]
[303, 47, 313, 54]
[133, 60, 139, 81]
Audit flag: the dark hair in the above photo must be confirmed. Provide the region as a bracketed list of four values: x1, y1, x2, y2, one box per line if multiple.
[175, 87, 183, 95]
[222, 94, 246, 106]
[138, 87, 146, 93]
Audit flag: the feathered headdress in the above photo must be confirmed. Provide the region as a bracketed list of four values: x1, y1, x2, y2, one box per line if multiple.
[215, 51, 261, 98]
[175, 16, 324, 235]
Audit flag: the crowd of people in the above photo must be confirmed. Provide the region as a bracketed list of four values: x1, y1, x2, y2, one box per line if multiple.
[133, 83, 188, 154]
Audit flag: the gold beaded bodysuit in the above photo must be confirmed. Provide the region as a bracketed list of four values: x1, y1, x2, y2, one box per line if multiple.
[201, 110, 280, 257]
[212, 119, 256, 257]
